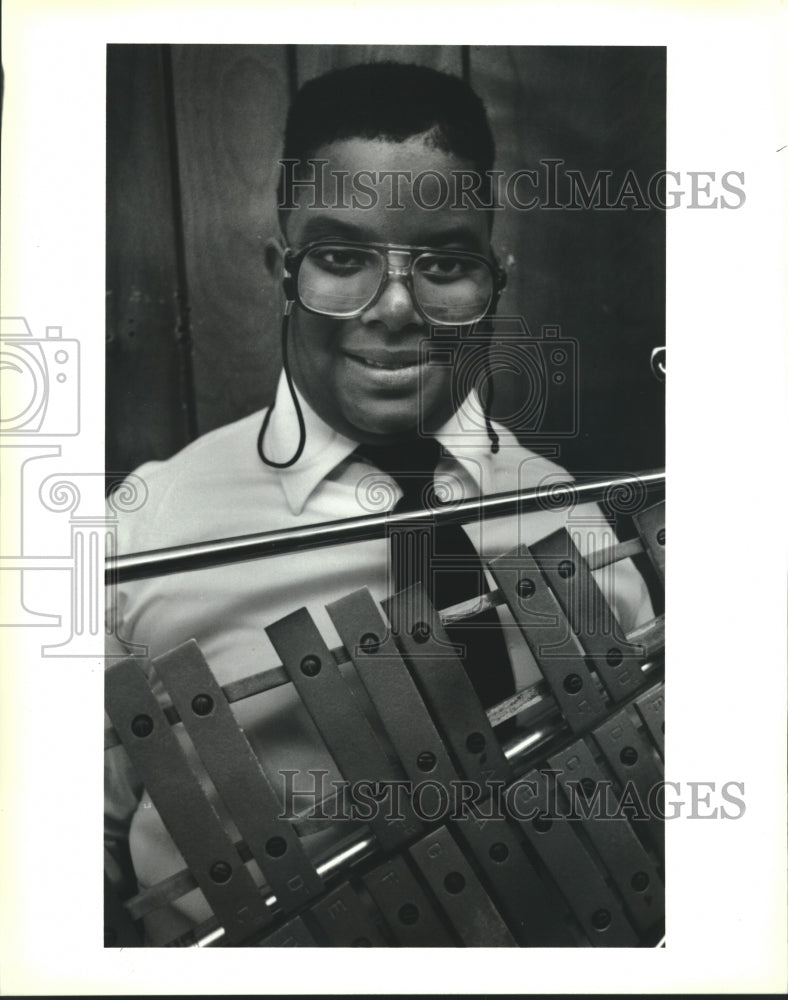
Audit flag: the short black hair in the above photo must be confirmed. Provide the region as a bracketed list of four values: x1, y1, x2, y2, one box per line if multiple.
[277, 61, 496, 225]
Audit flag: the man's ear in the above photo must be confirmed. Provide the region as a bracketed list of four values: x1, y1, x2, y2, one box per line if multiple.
[264, 235, 285, 281]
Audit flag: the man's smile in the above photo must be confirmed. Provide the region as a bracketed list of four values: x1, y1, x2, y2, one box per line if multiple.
[342, 348, 424, 372]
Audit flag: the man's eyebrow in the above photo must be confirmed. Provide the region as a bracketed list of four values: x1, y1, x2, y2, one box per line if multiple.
[297, 217, 370, 244]
[295, 217, 487, 252]
[416, 225, 486, 251]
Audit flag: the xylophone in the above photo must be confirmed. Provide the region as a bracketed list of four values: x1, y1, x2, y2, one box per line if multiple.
[104, 477, 665, 948]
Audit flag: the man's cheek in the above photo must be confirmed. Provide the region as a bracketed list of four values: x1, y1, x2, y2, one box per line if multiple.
[420, 364, 453, 404]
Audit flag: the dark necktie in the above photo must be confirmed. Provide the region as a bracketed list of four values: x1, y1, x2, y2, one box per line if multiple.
[357, 438, 516, 712]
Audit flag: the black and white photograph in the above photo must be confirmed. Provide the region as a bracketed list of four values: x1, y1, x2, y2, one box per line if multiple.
[104, 43, 668, 949]
[1, 1, 786, 994]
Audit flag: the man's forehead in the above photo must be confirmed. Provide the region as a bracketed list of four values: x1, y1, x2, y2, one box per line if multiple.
[313, 132, 469, 173]
[283, 134, 492, 249]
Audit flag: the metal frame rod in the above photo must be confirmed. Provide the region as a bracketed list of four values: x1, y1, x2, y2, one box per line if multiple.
[107, 469, 664, 583]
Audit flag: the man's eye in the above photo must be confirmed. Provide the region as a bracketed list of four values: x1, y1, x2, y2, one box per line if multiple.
[421, 257, 469, 281]
[311, 249, 367, 273]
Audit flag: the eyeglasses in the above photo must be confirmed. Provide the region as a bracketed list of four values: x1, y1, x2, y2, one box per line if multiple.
[283, 239, 506, 326]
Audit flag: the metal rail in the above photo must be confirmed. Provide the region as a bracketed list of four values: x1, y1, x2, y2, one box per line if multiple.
[106, 469, 665, 583]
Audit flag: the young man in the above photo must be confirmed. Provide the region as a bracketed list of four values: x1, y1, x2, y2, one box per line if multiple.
[105, 62, 652, 944]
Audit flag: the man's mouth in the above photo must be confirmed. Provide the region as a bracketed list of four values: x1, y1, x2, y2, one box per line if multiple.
[344, 350, 422, 371]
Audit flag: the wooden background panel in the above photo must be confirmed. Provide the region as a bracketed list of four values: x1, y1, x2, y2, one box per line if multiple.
[470, 46, 665, 474]
[170, 45, 290, 439]
[106, 45, 191, 479]
[295, 45, 462, 83]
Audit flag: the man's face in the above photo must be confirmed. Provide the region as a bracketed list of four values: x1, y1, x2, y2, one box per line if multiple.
[280, 135, 492, 442]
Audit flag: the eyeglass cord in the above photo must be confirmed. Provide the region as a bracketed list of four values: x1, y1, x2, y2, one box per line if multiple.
[257, 307, 307, 469]
[482, 348, 500, 454]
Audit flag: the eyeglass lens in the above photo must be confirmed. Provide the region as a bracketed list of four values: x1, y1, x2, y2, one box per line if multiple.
[297, 245, 493, 324]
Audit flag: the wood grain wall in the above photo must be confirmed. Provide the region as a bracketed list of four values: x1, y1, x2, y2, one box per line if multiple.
[106, 44, 665, 480]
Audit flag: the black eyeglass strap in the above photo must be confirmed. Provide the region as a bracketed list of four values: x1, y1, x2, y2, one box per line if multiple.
[257, 303, 307, 469]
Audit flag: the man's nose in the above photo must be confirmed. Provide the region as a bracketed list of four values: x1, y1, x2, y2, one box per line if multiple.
[361, 277, 424, 331]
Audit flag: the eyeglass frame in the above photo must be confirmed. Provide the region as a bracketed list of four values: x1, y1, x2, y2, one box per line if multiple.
[281, 238, 507, 326]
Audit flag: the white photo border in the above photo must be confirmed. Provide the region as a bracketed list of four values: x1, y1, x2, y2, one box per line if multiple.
[1, 0, 786, 994]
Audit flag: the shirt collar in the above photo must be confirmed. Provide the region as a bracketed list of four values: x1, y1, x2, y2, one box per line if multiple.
[265, 370, 493, 515]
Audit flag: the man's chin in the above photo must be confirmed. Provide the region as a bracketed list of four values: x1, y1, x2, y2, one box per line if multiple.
[351, 413, 420, 441]
[338, 388, 454, 441]
[340, 399, 422, 439]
